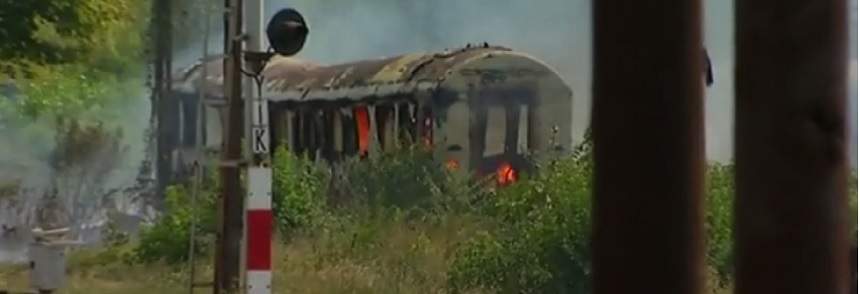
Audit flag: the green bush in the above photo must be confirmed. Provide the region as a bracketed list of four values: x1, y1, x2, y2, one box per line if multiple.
[447, 139, 739, 293]
[133, 180, 217, 264]
[449, 151, 855, 293]
[449, 154, 593, 293]
[705, 163, 734, 282]
[342, 146, 447, 210]
[101, 217, 131, 248]
[272, 145, 329, 236]
[128, 135, 859, 292]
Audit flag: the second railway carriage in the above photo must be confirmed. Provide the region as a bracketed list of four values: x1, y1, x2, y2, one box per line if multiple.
[170, 44, 573, 183]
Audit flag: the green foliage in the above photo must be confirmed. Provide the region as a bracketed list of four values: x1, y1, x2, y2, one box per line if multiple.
[705, 163, 734, 281]
[270, 144, 454, 236]
[0, 0, 149, 67]
[343, 146, 447, 210]
[449, 154, 593, 293]
[447, 155, 853, 293]
[1, 62, 146, 124]
[134, 179, 218, 264]
[0, 0, 149, 128]
[0, 0, 151, 200]
[272, 145, 329, 236]
[128, 134, 859, 291]
[102, 218, 132, 248]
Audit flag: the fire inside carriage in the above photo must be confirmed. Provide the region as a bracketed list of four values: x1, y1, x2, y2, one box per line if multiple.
[167, 44, 574, 186]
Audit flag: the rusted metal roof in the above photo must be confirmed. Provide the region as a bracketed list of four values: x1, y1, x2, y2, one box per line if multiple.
[173, 44, 540, 103]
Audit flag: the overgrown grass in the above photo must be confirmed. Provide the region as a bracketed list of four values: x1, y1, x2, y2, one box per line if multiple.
[0, 246, 188, 294]
[2, 143, 856, 293]
[273, 212, 487, 294]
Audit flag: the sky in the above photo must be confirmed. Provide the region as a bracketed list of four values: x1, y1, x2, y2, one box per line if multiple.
[176, 0, 860, 164]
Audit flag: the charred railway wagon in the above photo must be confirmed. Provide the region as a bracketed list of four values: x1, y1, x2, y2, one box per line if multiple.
[169, 45, 573, 182]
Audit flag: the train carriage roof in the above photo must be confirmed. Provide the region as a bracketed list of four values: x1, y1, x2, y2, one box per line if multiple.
[172, 44, 568, 105]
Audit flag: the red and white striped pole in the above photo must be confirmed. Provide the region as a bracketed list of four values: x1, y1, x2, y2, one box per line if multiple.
[247, 167, 272, 293]
[245, 0, 272, 293]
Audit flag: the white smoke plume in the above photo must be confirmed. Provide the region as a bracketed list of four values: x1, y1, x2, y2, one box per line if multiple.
[171, 0, 857, 163]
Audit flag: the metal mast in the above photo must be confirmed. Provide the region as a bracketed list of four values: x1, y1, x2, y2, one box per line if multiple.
[243, 0, 274, 293]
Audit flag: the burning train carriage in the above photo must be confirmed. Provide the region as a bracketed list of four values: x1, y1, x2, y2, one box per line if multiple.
[170, 45, 573, 182]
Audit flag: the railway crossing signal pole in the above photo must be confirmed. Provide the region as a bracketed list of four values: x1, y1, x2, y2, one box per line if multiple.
[243, 0, 274, 293]
[214, 2, 306, 292]
[242, 6, 308, 293]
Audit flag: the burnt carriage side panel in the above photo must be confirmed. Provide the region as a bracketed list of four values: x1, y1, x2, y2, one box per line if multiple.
[341, 109, 359, 157]
[167, 46, 574, 178]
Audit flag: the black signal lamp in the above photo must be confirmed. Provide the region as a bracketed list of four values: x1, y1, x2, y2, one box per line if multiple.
[266, 8, 308, 56]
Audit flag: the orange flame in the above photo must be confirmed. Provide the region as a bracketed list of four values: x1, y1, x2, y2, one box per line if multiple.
[355, 107, 369, 156]
[446, 159, 460, 171]
[496, 162, 517, 186]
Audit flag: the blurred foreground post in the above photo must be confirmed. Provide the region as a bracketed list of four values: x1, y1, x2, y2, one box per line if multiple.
[591, 1, 705, 293]
[734, 0, 849, 293]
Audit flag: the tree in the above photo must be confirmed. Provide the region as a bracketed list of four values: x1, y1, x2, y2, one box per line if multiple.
[0, 0, 148, 68]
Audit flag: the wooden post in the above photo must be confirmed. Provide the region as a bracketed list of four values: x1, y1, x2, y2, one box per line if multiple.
[214, 0, 244, 292]
[591, 0, 705, 293]
[734, 0, 849, 292]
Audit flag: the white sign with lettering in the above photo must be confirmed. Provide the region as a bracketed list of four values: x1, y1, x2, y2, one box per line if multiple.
[252, 126, 269, 154]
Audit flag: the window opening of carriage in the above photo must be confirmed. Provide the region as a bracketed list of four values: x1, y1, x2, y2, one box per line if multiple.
[307, 109, 324, 161]
[474, 92, 531, 186]
[341, 109, 359, 157]
[375, 105, 394, 150]
[397, 102, 417, 144]
[517, 104, 528, 153]
[483, 106, 507, 156]
[482, 102, 529, 157]
[322, 110, 336, 161]
[354, 106, 370, 157]
[180, 95, 199, 148]
[293, 110, 306, 155]
[420, 106, 433, 147]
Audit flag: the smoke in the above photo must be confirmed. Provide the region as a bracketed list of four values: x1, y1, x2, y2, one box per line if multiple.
[274, 0, 593, 144]
[264, 0, 741, 161]
[172, 0, 857, 164]
[0, 79, 152, 262]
